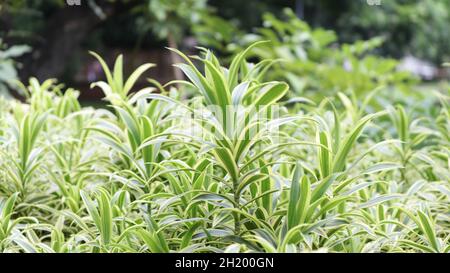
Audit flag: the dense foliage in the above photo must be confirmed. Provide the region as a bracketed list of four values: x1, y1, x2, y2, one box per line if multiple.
[333, 0, 450, 63]
[0, 41, 449, 252]
[235, 8, 419, 98]
[2, 0, 449, 88]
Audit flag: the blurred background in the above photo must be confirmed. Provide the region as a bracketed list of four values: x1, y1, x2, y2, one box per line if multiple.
[0, 0, 449, 102]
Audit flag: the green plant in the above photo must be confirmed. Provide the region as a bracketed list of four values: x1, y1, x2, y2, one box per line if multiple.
[0, 41, 448, 253]
[0, 39, 31, 97]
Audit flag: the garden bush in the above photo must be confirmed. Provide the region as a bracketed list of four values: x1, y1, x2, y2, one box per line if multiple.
[0, 41, 448, 253]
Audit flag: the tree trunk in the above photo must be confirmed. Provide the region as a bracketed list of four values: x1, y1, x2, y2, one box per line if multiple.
[167, 32, 184, 85]
[29, 6, 100, 81]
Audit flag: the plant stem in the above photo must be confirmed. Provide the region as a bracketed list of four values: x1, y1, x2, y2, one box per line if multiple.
[232, 178, 240, 235]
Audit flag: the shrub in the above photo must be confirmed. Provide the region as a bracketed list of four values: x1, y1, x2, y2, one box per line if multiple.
[0, 43, 448, 253]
